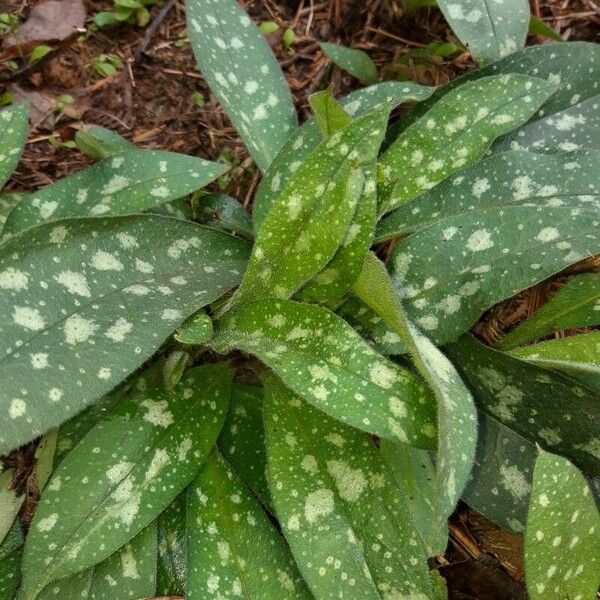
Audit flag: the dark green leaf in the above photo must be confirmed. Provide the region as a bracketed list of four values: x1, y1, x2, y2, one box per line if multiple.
[0, 104, 28, 190]
[0, 194, 21, 234]
[404, 0, 437, 14]
[196, 193, 253, 239]
[528, 15, 563, 42]
[157, 494, 187, 596]
[0, 470, 23, 546]
[34, 430, 58, 491]
[308, 89, 352, 137]
[174, 310, 214, 346]
[320, 42, 378, 85]
[0, 548, 21, 599]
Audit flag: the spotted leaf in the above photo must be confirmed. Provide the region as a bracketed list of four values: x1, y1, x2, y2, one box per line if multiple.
[156, 494, 187, 596]
[0, 469, 24, 547]
[376, 149, 600, 241]
[379, 74, 557, 213]
[212, 298, 437, 448]
[0, 194, 21, 235]
[446, 335, 600, 478]
[0, 215, 249, 454]
[263, 376, 437, 599]
[174, 310, 214, 346]
[3, 150, 226, 237]
[196, 193, 253, 240]
[308, 88, 352, 138]
[185, 0, 297, 172]
[20, 363, 232, 599]
[389, 204, 600, 344]
[0, 104, 28, 190]
[0, 548, 21, 599]
[37, 522, 157, 600]
[498, 272, 600, 349]
[320, 42, 378, 85]
[524, 448, 600, 600]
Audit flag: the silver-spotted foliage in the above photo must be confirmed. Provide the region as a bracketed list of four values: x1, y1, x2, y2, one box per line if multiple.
[0, 0, 599, 598]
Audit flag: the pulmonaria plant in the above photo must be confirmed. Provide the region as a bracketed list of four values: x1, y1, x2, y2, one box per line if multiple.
[0, 0, 599, 598]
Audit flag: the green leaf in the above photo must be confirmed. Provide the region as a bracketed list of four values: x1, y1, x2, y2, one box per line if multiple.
[34, 430, 58, 491]
[156, 493, 186, 596]
[0, 193, 21, 234]
[37, 522, 157, 600]
[253, 81, 435, 231]
[389, 204, 600, 344]
[0, 470, 24, 547]
[74, 126, 132, 160]
[0, 215, 249, 453]
[499, 273, 600, 349]
[376, 149, 600, 241]
[437, 0, 529, 64]
[3, 150, 227, 236]
[352, 252, 477, 554]
[320, 42, 378, 85]
[528, 15, 563, 42]
[187, 450, 310, 599]
[308, 89, 352, 138]
[213, 298, 437, 448]
[524, 448, 600, 600]
[218, 384, 271, 509]
[196, 193, 253, 239]
[0, 548, 21, 599]
[446, 335, 600, 478]
[186, 0, 297, 172]
[379, 74, 557, 213]
[21, 363, 232, 598]
[264, 376, 435, 599]
[174, 310, 214, 346]
[0, 104, 28, 190]
[229, 106, 390, 308]
[403, 0, 437, 14]
[28, 45, 52, 65]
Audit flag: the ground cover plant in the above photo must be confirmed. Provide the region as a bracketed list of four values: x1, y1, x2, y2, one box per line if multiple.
[0, 0, 599, 598]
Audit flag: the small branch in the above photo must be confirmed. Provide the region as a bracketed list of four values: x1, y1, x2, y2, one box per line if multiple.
[134, 0, 176, 61]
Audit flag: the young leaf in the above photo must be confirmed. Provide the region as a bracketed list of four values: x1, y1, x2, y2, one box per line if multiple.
[0, 215, 249, 454]
[525, 449, 600, 600]
[263, 377, 436, 599]
[212, 298, 437, 448]
[446, 335, 600, 478]
[187, 450, 310, 599]
[157, 494, 187, 596]
[379, 74, 557, 213]
[174, 310, 214, 346]
[376, 149, 600, 241]
[196, 193, 253, 239]
[229, 106, 390, 308]
[308, 88, 352, 138]
[352, 252, 477, 554]
[21, 363, 232, 599]
[3, 150, 227, 236]
[0, 104, 28, 190]
[185, 0, 297, 172]
[37, 522, 157, 600]
[437, 0, 529, 64]
[0, 548, 21, 599]
[218, 384, 272, 509]
[528, 15, 563, 42]
[0, 469, 24, 546]
[320, 41, 378, 85]
[253, 81, 435, 231]
[74, 125, 132, 160]
[389, 204, 600, 344]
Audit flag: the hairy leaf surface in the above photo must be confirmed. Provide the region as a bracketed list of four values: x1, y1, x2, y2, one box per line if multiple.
[0, 548, 21, 599]
[157, 494, 187, 596]
[174, 310, 214, 346]
[0, 104, 28, 190]
[308, 88, 352, 137]
[320, 42, 378, 85]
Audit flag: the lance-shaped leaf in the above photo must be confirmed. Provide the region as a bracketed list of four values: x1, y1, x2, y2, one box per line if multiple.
[0, 470, 24, 547]
[389, 204, 600, 345]
[446, 335, 600, 478]
[187, 450, 310, 599]
[3, 150, 227, 236]
[0, 548, 21, 599]
[34, 430, 57, 492]
[498, 272, 600, 350]
[0, 215, 249, 454]
[196, 193, 253, 239]
[218, 384, 271, 508]
[352, 252, 477, 554]
[376, 149, 600, 241]
[74, 125, 132, 160]
[437, 0, 529, 64]
[157, 494, 187, 596]
[379, 74, 557, 213]
[212, 298, 437, 448]
[320, 42, 378, 85]
[524, 449, 600, 600]
[21, 363, 232, 598]
[509, 332, 600, 392]
[0, 104, 28, 190]
[308, 88, 352, 137]
[37, 522, 157, 600]
[229, 106, 390, 308]
[264, 377, 436, 599]
[185, 0, 297, 172]
[0, 193, 21, 234]
[253, 81, 435, 230]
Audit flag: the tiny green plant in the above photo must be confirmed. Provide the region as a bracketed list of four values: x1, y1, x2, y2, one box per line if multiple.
[94, 0, 157, 28]
[0, 0, 599, 599]
[90, 53, 122, 78]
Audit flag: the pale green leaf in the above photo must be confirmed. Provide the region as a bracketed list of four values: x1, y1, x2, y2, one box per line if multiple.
[499, 273, 600, 349]
[308, 88, 352, 137]
[21, 363, 232, 598]
[157, 493, 186, 596]
[437, 0, 529, 64]
[185, 0, 297, 172]
[187, 450, 310, 599]
[0, 548, 21, 599]
[174, 310, 214, 346]
[0, 470, 24, 547]
[0, 104, 28, 190]
[525, 448, 600, 600]
[0, 215, 249, 453]
[264, 376, 435, 599]
[74, 126, 132, 160]
[447, 335, 600, 478]
[389, 204, 600, 344]
[196, 193, 253, 239]
[376, 149, 600, 241]
[320, 42, 378, 85]
[213, 298, 437, 447]
[0, 194, 21, 235]
[3, 150, 227, 236]
[379, 74, 557, 213]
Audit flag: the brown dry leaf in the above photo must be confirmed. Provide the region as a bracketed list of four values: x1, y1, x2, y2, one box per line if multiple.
[8, 86, 55, 127]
